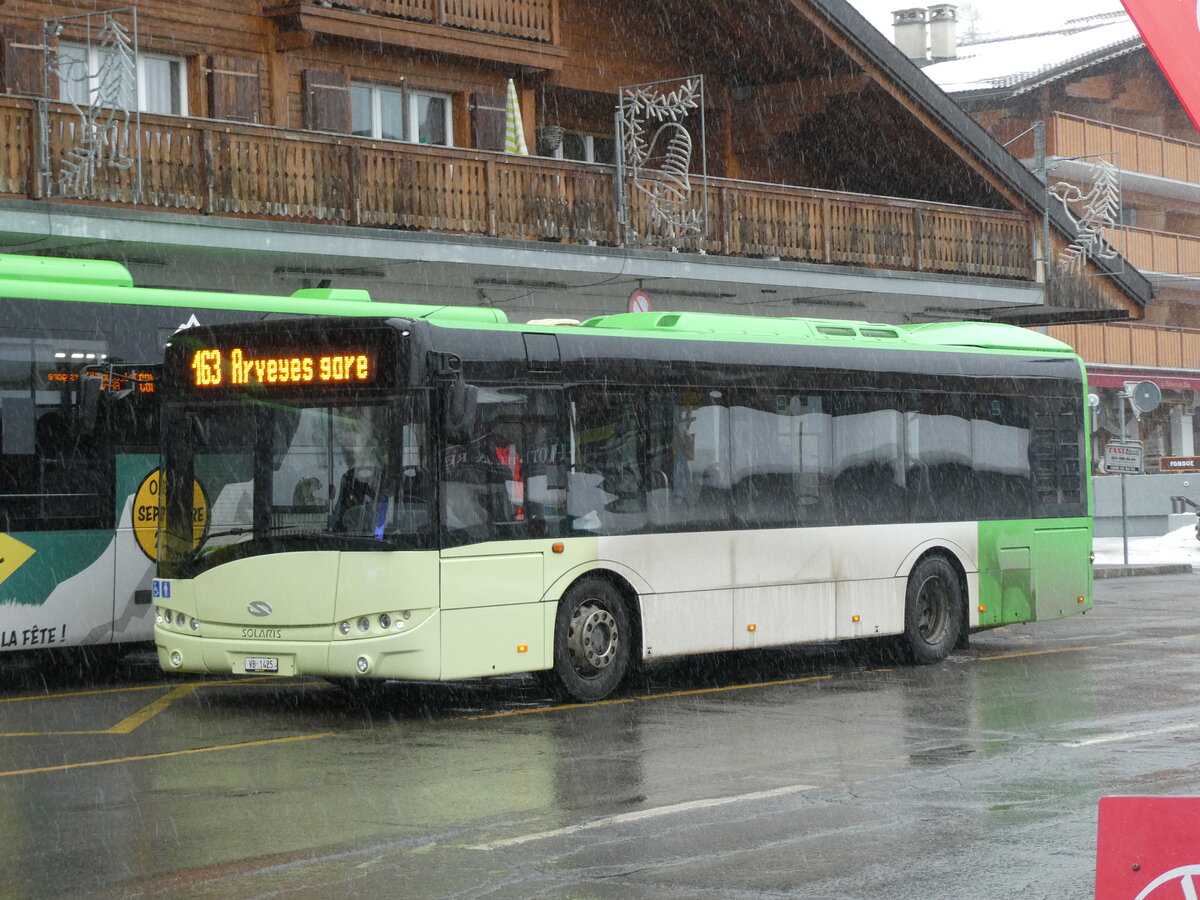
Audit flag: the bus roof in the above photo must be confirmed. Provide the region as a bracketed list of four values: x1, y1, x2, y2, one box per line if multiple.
[0, 253, 508, 324]
[1, 254, 1074, 356]
[573, 311, 1076, 354]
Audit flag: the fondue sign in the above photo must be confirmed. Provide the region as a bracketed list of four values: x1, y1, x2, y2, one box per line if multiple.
[190, 348, 373, 388]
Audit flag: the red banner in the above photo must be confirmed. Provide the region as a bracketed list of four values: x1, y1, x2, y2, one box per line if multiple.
[1096, 797, 1200, 899]
[1121, 1, 1200, 131]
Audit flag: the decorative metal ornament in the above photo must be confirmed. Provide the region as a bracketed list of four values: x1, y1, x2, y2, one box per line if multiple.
[1049, 155, 1121, 275]
[617, 76, 707, 250]
[42, 8, 141, 200]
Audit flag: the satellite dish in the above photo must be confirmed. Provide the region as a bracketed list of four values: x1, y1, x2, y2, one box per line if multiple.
[1124, 380, 1161, 415]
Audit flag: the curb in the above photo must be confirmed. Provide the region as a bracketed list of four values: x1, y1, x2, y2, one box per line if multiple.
[1094, 563, 1196, 579]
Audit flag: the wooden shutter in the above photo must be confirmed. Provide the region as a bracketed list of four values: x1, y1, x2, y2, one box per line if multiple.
[471, 91, 506, 151]
[2, 27, 45, 97]
[208, 54, 260, 123]
[303, 69, 350, 134]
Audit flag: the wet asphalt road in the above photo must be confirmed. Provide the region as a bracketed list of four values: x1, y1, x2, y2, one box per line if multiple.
[1, 572, 1199, 899]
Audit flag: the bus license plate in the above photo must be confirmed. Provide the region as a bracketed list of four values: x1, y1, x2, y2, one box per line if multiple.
[244, 657, 279, 673]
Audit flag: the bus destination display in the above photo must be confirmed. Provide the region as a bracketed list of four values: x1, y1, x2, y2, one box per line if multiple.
[190, 348, 373, 388]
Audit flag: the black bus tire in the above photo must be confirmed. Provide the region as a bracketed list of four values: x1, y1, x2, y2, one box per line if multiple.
[553, 577, 631, 702]
[902, 555, 962, 665]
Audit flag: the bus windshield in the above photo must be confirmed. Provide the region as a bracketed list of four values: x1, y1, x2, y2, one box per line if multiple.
[163, 392, 430, 572]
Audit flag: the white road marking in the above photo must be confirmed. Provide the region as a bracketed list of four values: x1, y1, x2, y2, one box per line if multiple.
[1060, 721, 1200, 747]
[468, 783, 818, 850]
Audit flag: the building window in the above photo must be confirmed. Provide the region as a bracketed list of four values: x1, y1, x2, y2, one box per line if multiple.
[351, 82, 453, 146]
[554, 132, 615, 164]
[58, 43, 187, 116]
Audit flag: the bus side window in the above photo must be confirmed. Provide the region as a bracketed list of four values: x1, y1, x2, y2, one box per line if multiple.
[568, 388, 647, 535]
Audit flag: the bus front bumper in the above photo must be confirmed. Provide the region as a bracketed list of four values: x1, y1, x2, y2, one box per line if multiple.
[154, 615, 442, 681]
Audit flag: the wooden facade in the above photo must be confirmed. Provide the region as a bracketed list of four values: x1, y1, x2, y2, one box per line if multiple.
[0, 0, 1150, 316]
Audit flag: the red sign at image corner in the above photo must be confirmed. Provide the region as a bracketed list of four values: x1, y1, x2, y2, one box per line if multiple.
[1096, 797, 1200, 899]
[1120, 1, 1200, 131]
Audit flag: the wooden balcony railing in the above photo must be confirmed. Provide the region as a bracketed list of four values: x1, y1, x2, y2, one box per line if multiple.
[1109, 225, 1200, 277]
[278, 0, 556, 43]
[1001, 112, 1200, 185]
[0, 99, 1035, 280]
[1050, 321, 1200, 370]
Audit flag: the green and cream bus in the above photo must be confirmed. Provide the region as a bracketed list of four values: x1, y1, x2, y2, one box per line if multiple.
[0, 252, 486, 662]
[153, 309, 1093, 700]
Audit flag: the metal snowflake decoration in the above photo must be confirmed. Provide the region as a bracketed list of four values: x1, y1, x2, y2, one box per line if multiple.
[1050, 156, 1121, 275]
[619, 77, 706, 249]
[46, 10, 138, 198]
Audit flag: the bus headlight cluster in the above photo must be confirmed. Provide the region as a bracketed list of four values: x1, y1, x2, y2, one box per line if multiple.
[156, 608, 200, 632]
[334, 611, 415, 638]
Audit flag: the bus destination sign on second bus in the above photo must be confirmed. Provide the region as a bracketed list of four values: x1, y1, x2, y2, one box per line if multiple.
[191, 348, 372, 388]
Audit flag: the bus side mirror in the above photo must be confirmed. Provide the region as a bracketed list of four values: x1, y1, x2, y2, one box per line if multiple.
[79, 372, 105, 434]
[444, 376, 477, 445]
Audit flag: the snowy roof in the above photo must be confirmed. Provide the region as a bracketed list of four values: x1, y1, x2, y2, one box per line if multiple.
[924, 10, 1143, 97]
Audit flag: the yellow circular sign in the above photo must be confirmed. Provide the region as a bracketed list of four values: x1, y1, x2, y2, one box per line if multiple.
[132, 469, 208, 562]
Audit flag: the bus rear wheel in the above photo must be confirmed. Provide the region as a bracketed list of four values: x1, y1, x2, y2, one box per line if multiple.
[553, 577, 631, 702]
[902, 555, 962, 665]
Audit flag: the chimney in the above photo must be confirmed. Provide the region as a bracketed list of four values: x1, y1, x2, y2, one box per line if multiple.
[892, 8, 929, 63]
[928, 4, 958, 62]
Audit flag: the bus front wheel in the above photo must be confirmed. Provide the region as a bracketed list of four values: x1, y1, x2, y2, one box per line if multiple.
[902, 555, 962, 665]
[553, 577, 631, 702]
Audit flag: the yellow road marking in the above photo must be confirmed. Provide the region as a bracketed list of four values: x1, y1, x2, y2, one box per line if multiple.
[0, 682, 172, 705]
[0, 732, 335, 778]
[0, 630, 1183, 772]
[107, 684, 199, 734]
[468, 674, 834, 719]
[0, 675, 294, 706]
[973, 646, 1097, 662]
[0, 678, 304, 737]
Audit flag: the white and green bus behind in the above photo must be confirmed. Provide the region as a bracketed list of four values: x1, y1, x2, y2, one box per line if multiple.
[153, 310, 1093, 701]
[0, 252, 480, 663]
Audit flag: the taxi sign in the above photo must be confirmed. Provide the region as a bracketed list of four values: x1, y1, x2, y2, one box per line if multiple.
[1104, 440, 1144, 475]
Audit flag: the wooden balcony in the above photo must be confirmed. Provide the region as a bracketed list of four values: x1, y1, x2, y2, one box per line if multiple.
[1050, 320, 1200, 370]
[1108, 225, 1200, 276]
[0, 99, 1035, 281]
[1005, 112, 1200, 184]
[266, 0, 565, 69]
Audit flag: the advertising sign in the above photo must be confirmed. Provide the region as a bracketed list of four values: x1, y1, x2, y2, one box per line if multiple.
[1160, 455, 1200, 472]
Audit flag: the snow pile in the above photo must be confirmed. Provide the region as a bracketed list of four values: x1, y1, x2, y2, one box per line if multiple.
[1093, 524, 1200, 567]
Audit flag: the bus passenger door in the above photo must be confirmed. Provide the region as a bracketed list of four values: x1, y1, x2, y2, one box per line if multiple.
[439, 386, 566, 678]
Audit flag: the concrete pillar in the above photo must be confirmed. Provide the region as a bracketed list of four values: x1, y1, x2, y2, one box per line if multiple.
[1170, 403, 1195, 456]
[892, 8, 928, 62]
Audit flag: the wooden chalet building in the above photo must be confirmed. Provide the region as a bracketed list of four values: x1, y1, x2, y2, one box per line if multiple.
[912, 7, 1199, 466]
[0, 0, 1151, 324]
